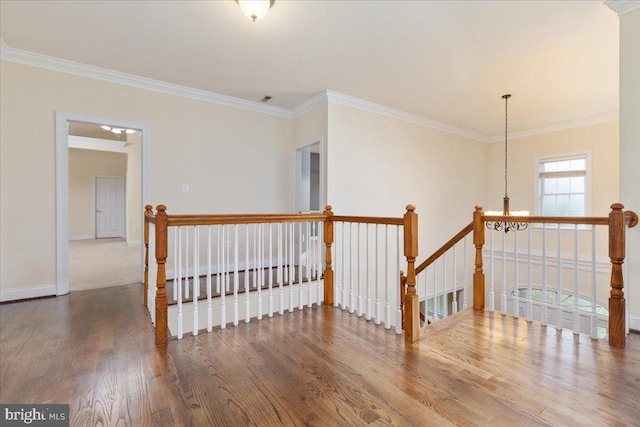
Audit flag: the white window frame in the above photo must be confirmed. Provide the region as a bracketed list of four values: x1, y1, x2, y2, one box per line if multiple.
[534, 151, 592, 221]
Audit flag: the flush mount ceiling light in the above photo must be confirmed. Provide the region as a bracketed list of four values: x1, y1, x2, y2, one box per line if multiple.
[100, 125, 136, 135]
[236, 0, 274, 22]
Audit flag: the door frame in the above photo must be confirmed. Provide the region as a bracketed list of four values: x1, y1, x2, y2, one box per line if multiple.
[56, 112, 150, 296]
[294, 136, 325, 213]
[93, 175, 126, 239]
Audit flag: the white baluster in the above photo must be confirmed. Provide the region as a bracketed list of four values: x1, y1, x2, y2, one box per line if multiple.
[269, 223, 274, 317]
[219, 225, 226, 329]
[590, 225, 598, 339]
[234, 224, 239, 326]
[299, 221, 304, 310]
[556, 225, 562, 330]
[207, 225, 213, 332]
[342, 222, 347, 309]
[258, 223, 263, 320]
[289, 222, 294, 312]
[349, 222, 355, 313]
[541, 223, 547, 327]
[513, 229, 519, 318]
[366, 224, 371, 320]
[433, 259, 438, 321]
[148, 222, 156, 324]
[307, 221, 312, 308]
[357, 223, 363, 316]
[316, 221, 323, 305]
[573, 224, 580, 335]
[443, 254, 448, 318]
[501, 227, 506, 315]
[383, 224, 388, 326]
[463, 235, 468, 310]
[173, 227, 178, 302]
[177, 226, 183, 339]
[489, 228, 494, 312]
[452, 242, 457, 315]
[193, 226, 199, 336]
[375, 225, 381, 325]
[245, 224, 251, 324]
[278, 222, 284, 315]
[185, 226, 189, 300]
[395, 225, 402, 335]
[526, 225, 532, 323]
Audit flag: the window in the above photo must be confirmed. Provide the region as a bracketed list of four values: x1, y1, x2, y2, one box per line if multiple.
[538, 155, 588, 217]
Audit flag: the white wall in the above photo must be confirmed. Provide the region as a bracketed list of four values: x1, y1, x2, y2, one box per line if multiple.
[68, 148, 127, 238]
[326, 102, 488, 258]
[0, 60, 294, 295]
[619, 9, 640, 328]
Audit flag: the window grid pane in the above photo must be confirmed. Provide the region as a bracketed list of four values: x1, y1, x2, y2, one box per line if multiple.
[539, 156, 587, 217]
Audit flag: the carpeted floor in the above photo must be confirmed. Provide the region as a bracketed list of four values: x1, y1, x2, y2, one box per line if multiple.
[69, 238, 142, 291]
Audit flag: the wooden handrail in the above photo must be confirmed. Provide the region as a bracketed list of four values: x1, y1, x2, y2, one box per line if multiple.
[165, 213, 325, 226]
[332, 215, 404, 226]
[482, 215, 609, 225]
[415, 222, 473, 275]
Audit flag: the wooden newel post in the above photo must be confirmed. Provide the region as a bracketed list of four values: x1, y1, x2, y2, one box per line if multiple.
[608, 203, 626, 348]
[403, 204, 419, 342]
[473, 205, 485, 310]
[323, 205, 334, 305]
[143, 205, 153, 308]
[155, 205, 169, 346]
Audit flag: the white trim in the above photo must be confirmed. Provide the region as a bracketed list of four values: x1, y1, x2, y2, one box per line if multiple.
[56, 112, 150, 296]
[630, 313, 640, 332]
[488, 114, 618, 143]
[68, 135, 127, 152]
[293, 138, 324, 213]
[605, 1, 640, 16]
[0, 44, 292, 119]
[69, 234, 93, 241]
[292, 92, 328, 118]
[1, 42, 621, 143]
[325, 90, 488, 142]
[0, 284, 57, 302]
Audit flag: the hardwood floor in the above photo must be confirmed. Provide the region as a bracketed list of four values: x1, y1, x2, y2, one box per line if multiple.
[1, 284, 639, 426]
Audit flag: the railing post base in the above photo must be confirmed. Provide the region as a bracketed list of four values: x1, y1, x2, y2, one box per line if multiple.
[404, 294, 419, 342]
[608, 297, 625, 348]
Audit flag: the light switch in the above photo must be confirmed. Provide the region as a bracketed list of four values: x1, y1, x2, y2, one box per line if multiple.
[182, 184, 190, 193]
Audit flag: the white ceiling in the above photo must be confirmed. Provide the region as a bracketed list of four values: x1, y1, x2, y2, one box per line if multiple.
[0, 1, 620, 139]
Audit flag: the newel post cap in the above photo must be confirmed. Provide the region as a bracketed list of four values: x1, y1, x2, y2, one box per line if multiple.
[156, 204, 167, 213]
[611, 203, 624, 211]
[405, 204, 416, 212]
[475, 205, 484, 212]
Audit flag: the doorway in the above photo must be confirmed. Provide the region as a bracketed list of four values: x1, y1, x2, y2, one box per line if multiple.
[56, 112, 149, 295]
[295, 142, 322, 213]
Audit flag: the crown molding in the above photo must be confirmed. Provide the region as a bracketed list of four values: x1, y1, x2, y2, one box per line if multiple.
[605, 1, 640, 16]
[0, 41, 619, 144]
[487, 113, 619, 143]
[325, 90, 488, 142]
[0, 44, 293, 119]
[291, 91, 328, 118]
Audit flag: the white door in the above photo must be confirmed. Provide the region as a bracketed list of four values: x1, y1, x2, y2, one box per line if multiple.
[95, 176, 125, 238]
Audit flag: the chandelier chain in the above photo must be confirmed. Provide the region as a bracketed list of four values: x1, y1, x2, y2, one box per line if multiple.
[504, 95, 509, 200]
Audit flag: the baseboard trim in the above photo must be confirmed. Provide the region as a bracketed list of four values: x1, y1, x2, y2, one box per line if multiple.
[127, 240, 142, 247]
[630, 313, 640, 332]
[70, 234, 93, 241]
[0, 284, 57, 302]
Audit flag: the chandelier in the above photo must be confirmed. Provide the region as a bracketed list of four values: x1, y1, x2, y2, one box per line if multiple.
[485, 94, 529, 232]
[236, 0, 274, 22]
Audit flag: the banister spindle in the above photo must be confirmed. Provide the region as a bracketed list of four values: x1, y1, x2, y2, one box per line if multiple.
[154, 205, 169, 345]
[608, 203, 626, 348]
[403, 204, 419, 342]
[144, 205, 153, 308]
[323, 206, 335, 305]
[473, 206, 485, 310]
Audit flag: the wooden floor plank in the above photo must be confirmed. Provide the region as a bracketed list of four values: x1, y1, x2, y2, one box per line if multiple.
[1, 284, 639, 426]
